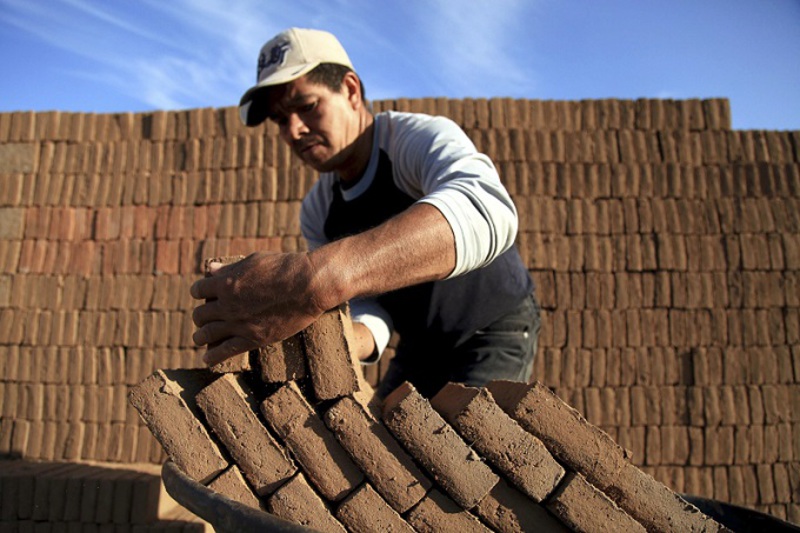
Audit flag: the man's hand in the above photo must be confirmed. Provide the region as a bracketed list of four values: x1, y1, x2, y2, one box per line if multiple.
[190, 251, 327, 366]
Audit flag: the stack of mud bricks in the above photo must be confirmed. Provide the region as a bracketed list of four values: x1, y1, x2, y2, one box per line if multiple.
[131, 290, 725, 532]
[0, 460, 207, 531]
[1, 97, 799, 528]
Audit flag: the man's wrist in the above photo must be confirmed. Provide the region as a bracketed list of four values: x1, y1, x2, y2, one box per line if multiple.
[306, 246, 350, 312]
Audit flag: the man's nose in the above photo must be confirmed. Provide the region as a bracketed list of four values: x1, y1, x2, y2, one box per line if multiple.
[286, 113, 308, 140]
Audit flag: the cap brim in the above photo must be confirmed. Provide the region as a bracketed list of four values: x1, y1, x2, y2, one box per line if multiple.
[238, 62, 320, 126]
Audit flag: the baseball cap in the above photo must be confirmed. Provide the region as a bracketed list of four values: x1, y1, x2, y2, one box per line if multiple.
[239, 28, 354, 127]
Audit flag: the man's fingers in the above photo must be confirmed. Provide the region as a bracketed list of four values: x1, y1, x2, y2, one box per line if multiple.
[192, 300, 222, 327]
[190, 276, 217, 300]
[203, 336, 258, 366]
[192, 320, 233, 348]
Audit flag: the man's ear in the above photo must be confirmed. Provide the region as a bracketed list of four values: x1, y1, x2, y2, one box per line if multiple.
[342, 71, 363, 109]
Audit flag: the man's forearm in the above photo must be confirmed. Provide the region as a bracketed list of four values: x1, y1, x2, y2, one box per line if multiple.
[307, 202, 457, 312]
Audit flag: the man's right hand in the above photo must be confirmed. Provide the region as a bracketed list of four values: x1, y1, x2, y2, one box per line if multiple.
[189, 251, 328, 366]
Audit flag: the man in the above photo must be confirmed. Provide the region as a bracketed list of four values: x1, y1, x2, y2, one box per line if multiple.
[190, 28, 540, 398]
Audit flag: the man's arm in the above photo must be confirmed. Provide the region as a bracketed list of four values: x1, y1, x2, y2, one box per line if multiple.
[191, 202, 455, 365]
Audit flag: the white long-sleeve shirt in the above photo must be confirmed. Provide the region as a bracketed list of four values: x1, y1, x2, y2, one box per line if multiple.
[301, 111, 529, 359]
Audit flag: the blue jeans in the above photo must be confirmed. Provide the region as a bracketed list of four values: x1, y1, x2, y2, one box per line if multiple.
[377, 293, 541, 399]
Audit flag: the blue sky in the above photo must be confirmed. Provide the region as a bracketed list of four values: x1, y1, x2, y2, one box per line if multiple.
[1, 0, 798, 130]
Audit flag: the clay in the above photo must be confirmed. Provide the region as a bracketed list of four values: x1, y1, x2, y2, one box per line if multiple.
[324, 395, 430, 513]
[260, 382, 363, 501]
[383, 382, 498, 510]
[195, 373, 295, 496]
[431, 383, 564, 502]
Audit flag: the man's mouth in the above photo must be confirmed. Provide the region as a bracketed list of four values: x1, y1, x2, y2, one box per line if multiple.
[295, 140, 320, 154]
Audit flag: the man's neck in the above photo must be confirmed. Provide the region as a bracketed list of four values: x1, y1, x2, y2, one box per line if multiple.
[337, 112, 375, 187]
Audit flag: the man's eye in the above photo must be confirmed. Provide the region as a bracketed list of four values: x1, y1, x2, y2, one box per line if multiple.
[269, 115, 288, 126]
[299, 102, 317, 113]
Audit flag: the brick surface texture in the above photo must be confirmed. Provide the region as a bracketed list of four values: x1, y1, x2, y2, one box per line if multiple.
[1, 97, 798, 530]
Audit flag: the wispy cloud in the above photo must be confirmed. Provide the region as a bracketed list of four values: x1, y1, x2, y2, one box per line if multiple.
[410, 0, 541, 97]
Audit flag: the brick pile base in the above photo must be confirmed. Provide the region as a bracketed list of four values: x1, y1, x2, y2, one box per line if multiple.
[0, 460, 208, 531]
[130, 306, 727, 532]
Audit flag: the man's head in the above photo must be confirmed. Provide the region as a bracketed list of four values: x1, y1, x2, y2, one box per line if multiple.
[239, 28, 373, 180]
[239, 28, 362, 127]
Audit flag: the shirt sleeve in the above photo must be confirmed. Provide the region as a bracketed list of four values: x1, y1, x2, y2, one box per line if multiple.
[388, 113, 519, 278]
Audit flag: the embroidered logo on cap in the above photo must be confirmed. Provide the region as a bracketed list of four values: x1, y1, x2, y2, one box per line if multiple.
[257, 41, 291, 79]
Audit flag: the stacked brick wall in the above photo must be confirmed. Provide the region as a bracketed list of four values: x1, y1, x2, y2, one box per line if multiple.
[0, 98, 799, 526]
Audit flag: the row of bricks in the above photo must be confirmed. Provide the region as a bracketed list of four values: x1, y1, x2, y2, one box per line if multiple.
[0, 135, 299, 176]
[3, 269, 797, 315]
[2, 382, 162, 425]
[4, 394, 796, 510]
[0, 236, 304, 276]
[533, 346, 800, 388]
[466, 128, 800, 166]
[0, 309, 197, 349]
[0, 275, 195, 313]
[549, 384, 800, 427]
[131, 296, 721, 533]
[537, 308, 799, 349]
[0, 346, 199, 386]
[605, 423, 797, 471]
[0, 419, 166, 465]
[6, 196, 800, 244]
[3, 130, 797, 190]
[5, 127, 795, 180]
[0, 339, 795, 388]
[518, 197, 800, 237]
[501, 162, 800, 201]
[645, 464, 799, 509]
[0, 305, 797, 353]
[0, 166, 314, 209]
[133, 370, 687, 531]
[518, 232, 800, 273]
[534, 270, 799, 310]
[0, 521, 203, 533]
[2, 162, 798, 214]
[4, 201, 303, 241]
[0, 461, 167, 525]
[0, 98, 733, 144]
[2, 231, 798, 278]
[379, 97, 734, 132]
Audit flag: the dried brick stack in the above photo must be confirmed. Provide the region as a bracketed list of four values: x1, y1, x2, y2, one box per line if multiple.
[129, 307, 724, 532]
[0, 97, 799, 529]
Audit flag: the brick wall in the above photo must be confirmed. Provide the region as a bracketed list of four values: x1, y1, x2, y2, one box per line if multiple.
[0, 97, 799, 526]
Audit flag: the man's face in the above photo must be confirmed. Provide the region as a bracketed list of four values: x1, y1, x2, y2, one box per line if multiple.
[265, 75, 361, 173]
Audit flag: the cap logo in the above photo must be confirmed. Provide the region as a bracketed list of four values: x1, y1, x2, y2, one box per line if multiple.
[257, 41, 292, 79]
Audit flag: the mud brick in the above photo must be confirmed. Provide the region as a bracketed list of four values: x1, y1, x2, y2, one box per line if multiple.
[302, 306, 359, 400]
[406, 489, 491, 533]
[261, 382, 363, 501]
[324, 395, 430, 513]
[335, 482, 414, 533]
[741, 465, 759, 505]
[30, 462, 78, 521]
[383, 382, 498, 509]
[474, 478, 568, 533]
[253, 334, 307, 383]
[431, 383, 564, 502]
[488, 380, 723, 532]
[196, 373, 295, 495]
[773, 463, 791, 503]
[128, 369, 227, 484]
[546, 471, 646, 533]
[206, 465, 265, 512]
[266, 473, 346, 533]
